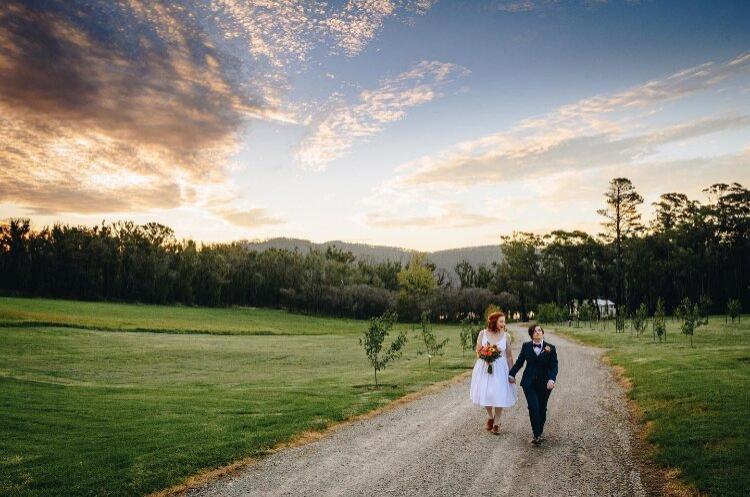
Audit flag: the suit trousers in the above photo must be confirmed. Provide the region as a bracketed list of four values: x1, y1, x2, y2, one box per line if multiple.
[522, 382, 552, 438]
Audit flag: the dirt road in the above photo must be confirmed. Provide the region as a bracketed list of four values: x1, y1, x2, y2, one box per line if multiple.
[183, 326, 648, 497]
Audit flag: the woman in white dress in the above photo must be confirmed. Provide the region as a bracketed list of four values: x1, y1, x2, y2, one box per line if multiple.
[469, 310, 517, 434]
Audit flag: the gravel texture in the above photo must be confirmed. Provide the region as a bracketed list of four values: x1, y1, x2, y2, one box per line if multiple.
[182, 326, 648, 497]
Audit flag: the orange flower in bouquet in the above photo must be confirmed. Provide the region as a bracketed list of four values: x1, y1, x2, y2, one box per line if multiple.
[478, 344, 502, 374]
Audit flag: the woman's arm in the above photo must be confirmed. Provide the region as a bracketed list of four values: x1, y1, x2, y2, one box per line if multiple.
[506, 345, 514, 370]
[475, 330, 484, 358]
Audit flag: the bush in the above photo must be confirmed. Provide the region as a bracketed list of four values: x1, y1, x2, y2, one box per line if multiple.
[323, 285, 397, 319]
[281, 285, 397, 319]
[427, 288, 519, 324]
[537, 302, 568, 323]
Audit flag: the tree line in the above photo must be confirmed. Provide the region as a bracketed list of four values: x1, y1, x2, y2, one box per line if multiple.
[453, 179, 748, 317]
[1, 178, 746, 321]
[0, 219, 515, 321]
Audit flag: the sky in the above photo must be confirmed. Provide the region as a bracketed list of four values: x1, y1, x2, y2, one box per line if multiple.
[1, 0, 749, 251]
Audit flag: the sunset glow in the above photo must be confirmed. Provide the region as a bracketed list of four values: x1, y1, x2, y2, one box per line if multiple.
[1, 0, 748, 250]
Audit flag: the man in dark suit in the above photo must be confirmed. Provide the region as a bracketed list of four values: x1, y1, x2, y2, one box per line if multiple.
[508, 323, 559, 445]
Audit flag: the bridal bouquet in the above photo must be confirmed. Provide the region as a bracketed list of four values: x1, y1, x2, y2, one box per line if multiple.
[478, 344, 502, 374]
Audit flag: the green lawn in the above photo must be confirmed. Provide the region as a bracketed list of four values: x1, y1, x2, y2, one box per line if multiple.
[550, 315, 750, 497]
[0, 297, 474, 497]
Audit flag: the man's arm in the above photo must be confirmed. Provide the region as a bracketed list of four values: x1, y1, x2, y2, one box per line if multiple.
[548, 345, 558, 382]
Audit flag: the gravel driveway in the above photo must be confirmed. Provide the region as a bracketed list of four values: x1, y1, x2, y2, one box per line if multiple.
[182, 326, 648, 497]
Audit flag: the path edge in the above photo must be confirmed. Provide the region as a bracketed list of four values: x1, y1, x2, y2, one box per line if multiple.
[147, 370, 472, 497]
[550, 326, 705, 497]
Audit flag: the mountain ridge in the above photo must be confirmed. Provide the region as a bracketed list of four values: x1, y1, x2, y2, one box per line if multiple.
[240, 237, 503, 282]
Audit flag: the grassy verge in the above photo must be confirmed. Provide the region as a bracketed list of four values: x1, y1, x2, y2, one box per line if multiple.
[0, 297, 474, 497]
[0, 296, 458, 336]
[550, 315, 750, 497]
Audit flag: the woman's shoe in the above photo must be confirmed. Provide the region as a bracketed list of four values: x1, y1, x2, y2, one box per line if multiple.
[485, 418, 494, 431]
[491, 424, 501, 435]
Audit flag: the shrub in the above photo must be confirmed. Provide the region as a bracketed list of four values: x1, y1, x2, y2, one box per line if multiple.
[537, 302, 568, 324]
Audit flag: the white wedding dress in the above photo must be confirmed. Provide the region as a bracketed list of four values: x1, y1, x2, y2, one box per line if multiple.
[469, 330, 517, 407]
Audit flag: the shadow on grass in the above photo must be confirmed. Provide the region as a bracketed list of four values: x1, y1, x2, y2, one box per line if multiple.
[351, 383, 401, 390]
[443, 364, 473, 370]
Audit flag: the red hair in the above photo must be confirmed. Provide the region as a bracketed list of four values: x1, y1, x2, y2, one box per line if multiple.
[487, 311, 505, 332]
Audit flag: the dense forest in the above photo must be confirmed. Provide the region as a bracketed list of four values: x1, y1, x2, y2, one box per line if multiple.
[1, 178, 747, 321]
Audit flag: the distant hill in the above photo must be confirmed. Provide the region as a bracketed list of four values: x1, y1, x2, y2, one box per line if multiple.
[240, 237, 503, 283]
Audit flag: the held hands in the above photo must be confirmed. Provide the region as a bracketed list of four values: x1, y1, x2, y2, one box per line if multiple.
[547, 380, 555, 390]
[508, 375, 516, 384]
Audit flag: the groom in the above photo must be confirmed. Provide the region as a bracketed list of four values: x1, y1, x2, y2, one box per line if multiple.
[508, 323, 558, 445]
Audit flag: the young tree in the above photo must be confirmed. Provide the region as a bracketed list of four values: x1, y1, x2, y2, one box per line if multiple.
[677, 297, 705, 348]
[587, 300, 599, 328]
[633, 302, 649, 337]
[459, 315, 480, 357]
[417, 311, 448, 370]
[698, 294, 712, 325]
[615, 305, 627, 334]
[578, 300, 593, 328]
[360, 312, 407, 388]
[597, 178, 644, 306]
[653, 298, 666, 343]
[727, 299, 742, 324]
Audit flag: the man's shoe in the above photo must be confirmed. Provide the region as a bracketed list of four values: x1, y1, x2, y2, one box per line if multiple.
[537, 434, 545, 443]
[530, 437, 540, 445]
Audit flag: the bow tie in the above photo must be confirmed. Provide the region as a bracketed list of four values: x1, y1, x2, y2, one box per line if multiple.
[533, 343, 542, 348]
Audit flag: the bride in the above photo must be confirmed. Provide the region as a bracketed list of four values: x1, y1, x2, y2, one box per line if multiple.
[469, 310, 517, 434]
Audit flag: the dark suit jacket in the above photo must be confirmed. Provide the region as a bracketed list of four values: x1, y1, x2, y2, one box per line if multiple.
[508, 340, 558, 388]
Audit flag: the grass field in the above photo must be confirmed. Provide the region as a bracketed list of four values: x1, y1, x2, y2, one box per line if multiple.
[550, 316, 750, 497]
[0, 297, 474, 497]
[0, 296, 380, 335]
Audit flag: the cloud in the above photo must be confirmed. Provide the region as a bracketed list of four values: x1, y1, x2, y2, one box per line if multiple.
[0, 0, 437, 220]
[217, 208, 285, 228]
[492, 0, 608, 13]
[296, 60, 470, 170]
[364, 202, 498, 229]
[0, 0, 278, 218]
[325, 0, 436, 56]
[326, 0, 397, 57]
[495, 1, 541, 12]
[359, 51, 750, 235]
[398, 115, 750, 187]
[390, 52, 750, 188]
